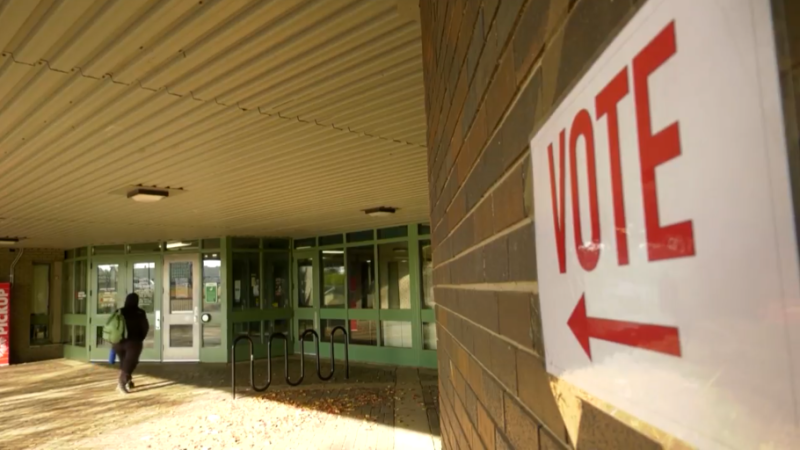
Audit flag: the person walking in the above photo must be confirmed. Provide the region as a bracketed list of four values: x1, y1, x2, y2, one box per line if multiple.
[112, 293, 149, 394]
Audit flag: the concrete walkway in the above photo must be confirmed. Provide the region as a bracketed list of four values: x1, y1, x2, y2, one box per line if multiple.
[0, 358, 441, 450]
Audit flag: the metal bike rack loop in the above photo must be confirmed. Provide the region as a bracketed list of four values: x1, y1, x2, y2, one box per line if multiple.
[231, 327, 350, 400]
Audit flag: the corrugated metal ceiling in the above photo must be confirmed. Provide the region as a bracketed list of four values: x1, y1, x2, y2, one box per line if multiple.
[0, 0, 428, 248]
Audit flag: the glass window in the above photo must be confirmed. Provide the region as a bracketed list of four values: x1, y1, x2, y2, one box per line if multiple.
[62, 262, 73, 314]
[203, 324, 222, 347]
[381, 321, 413, 348]
[264, 253, 289, 308]
[127, 242, 162, 253]
[347, 230, 374, 243]
[423, 323, 438, 350]
[232, 322, 260, 342]
[378, 225, 408, 240]
[322, 250, 345, 308]
[420, 240, 434, 309]
[263, 239, 290, 250]
[203, 238, 222, 249]
[132, 262, 156, 313]
[169, 261, 193, 313]
[273, 319, 290, 335]
[232, 237, 260, 249]
[347, 246, 375, 309]
[232, 252, 260, 309]
[144, 327, 155, 349]
[31, 264, 50, 344]
[297, 258, 314, 308]
[249, 321, 261, 343]
[349, 320, 378, 346]
[96, 326, 109, 348]
[418, 224, 431, 235]
[294, 238, 315, 249]
[94, 245, 125, 255]
[97, 264, 120, 314]
[319, 234, 344, 246]
[64, 325, 74, 346]
[74, 325, 86, 347]
[379, 243, 411, 309]
[322, 319, 347, 343]
[233, 322, 248, 337]
[203, 253, 222, 312]
[298, 319, 315, 334]
[74, 260, 87, 314]
[170, 325, 193, 347]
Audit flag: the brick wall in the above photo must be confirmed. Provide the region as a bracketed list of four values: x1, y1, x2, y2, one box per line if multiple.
[0, 248, 65, 364]
[418, 0, 690, 448]
[773, 0, 800, 246]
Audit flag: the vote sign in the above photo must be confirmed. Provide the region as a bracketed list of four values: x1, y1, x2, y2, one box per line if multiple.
[530, 1, 800, 449]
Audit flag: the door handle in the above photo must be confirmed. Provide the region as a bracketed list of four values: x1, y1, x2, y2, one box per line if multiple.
[155, 310, 161, 330]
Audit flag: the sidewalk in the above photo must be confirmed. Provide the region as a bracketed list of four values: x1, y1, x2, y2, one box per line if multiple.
[0, 358, 441, 450]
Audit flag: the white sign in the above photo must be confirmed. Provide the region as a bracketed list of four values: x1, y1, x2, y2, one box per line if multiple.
[530, 1, 800, 449]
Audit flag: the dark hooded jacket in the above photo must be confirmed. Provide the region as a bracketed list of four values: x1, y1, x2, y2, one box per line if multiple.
[121, 293, 150, 342]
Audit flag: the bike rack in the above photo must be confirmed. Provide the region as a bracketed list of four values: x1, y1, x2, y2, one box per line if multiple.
[231, 327, 350, 400]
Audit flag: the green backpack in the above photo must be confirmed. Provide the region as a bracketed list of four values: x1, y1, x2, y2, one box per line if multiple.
[102, 310, 126, 344]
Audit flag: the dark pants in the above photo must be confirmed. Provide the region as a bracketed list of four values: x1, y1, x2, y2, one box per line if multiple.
[112, 340, 143, 385]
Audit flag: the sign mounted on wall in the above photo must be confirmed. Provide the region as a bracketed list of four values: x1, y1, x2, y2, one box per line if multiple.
[530, 0, 800, 449]
[0, 282, 10, 366]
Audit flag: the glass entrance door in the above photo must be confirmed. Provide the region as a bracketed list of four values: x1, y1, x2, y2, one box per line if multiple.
[162, 254, 201, 361]
[90, 259, 126, 361]
[129, 257, 162, 362]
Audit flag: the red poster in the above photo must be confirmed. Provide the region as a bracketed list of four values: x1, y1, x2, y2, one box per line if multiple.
[0, 282, 9, 366]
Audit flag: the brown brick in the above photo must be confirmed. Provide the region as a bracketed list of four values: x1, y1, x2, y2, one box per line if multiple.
[497, 291, 534, 349]
[482, 235, 509, 283]
[517, 350, 566, 436]
[484, 0, 501, 26]
[507, 224, 537, 281]
[476, 401, 497, 449]
[504, 394, 541, 449]
[513, 0, 570, 80]
[466, 8, 486, 85]
[451, 361, 467, 402]
[495, 0, 527, 49]
[493, 164, 526, 232]
[540, 427, 570, 450]
[459, 289, 498, 332]
[542, 0, 634, 108]
[452, 214, 474, 255]
[577, 402, 662, 449]
[496, 429, 513, 450]
[490, 335, 518, 394]
[481, 369, 505, 426]
[523, 157, 534, 219]
[465, 385, 478, 424]
[452, 247, 484, 284]
[467, 346, 484, 390]
[472, 325, 493, 369]
[447, 189, 468, 233]
[473, 429, 488, 450]
[473, 196, 495, 243]
[485, 51, 517, 132]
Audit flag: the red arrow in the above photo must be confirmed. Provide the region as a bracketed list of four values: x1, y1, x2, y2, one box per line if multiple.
[567, 294, 682, 360]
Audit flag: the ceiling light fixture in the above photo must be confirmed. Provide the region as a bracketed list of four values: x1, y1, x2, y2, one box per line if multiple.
[0, 237, 20, 246]
[127, 188, 169, 203]
[166, 241, 191, 249]
[364, 206, 397, 217]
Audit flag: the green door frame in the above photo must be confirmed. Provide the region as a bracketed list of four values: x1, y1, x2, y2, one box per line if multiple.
[89, 257, 128, 361]
[127, 254, 162, 362]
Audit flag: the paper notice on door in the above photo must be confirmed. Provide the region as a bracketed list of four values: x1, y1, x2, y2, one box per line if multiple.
[234, 280, 241, 302]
